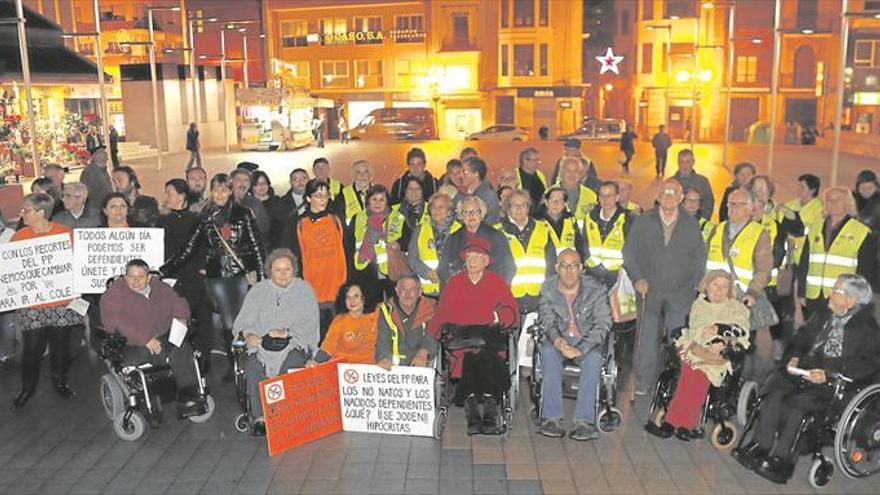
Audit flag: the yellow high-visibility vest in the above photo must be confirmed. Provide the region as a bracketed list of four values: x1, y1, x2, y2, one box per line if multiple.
[624, 201, 641, 214]
[699, 217, 715, 243]
[341, 185, 365, 222]
[328, 178, 342, 200]
[504, 220, 551, 298]
[380, 302, 405, 365]
[415, 219, 461, 295]
[353, 211, 388, 274]
[584, 213, 626, 271]
[568, 185, 598, 220]
[805, 218, 870, 300]
[784, 197, 824, 265]
[547, 217, 578, 255]
[758, 209, 781, 287]
[385, 204, 428, 244]
[705, 221, 764, 293]
[516, 168, 547, 189]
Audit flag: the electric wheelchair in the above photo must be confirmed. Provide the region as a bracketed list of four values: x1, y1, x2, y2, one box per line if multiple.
[644, 326, 748, 450]
[526, 316, 622, 433]
[432, 323, 518, 438]
[735, 371, 880, 488]
[231, 332, 253, 434]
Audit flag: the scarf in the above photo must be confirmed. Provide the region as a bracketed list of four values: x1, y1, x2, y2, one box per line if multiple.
[404, 201, 426, 228]
[815, 308, 857, 359]
[432, 216, 454, 252]
[358, 211, 388, 265]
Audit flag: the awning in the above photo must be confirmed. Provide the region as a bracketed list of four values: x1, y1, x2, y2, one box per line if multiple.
[0, 45, 109, 85]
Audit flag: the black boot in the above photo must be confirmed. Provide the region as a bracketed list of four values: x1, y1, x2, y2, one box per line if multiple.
[52, 375, 75, 399]
[732, 442, 768, 472]
[465, 395, 482, 436]
[11, 388, 35, 410]
[480, 395, 502, 435]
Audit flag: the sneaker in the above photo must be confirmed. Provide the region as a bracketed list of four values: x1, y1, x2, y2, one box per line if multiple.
[538, 419, 565, 438]
[569, 422, 599, 441]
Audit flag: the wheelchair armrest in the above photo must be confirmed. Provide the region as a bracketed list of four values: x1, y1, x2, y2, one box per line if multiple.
[445, 337, 487, 351]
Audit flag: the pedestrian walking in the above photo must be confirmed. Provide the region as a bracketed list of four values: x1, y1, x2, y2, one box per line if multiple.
[108, 125, 120, 169]
[186, 122, 202, 170]
[313, 115, 325, 148]
[338, 116, 349, 145]
[619, 125, 637, 174]
[651, 124, 672, 177]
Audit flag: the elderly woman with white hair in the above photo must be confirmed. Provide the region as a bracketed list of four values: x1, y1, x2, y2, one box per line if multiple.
[733, 273, 880, 484]
[437, 194, 515, 285]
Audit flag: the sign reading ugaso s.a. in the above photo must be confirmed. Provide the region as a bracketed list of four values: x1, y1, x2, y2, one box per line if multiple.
[0, 234, 75, 311]
[72, 228, 164, 293]
[338, 364, 435, 437]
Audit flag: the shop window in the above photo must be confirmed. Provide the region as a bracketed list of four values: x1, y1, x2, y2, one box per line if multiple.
[665, 0, 695, 18]
[539, 43, 548, 76]
[514, 0, 534, 27]
[353, 16, 382, 45]
[642, 0, 654, 20]
[395, 15, 425, 43]
[501, 0, 509, 28]
[321, 60, 350, 88]
[642, 43, 653, 74]
[539, 0, 549, 26]
[320, 18, 348, 45]
[501, 44, 509, 76]
[355, 60, 383, 88]
[281, 20, 308, 47]
[735, 55, 757, 83]
[514, 44, 534, 76]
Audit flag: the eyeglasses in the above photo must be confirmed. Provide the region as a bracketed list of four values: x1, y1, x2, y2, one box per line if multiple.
[660, 188, 680, 196]
[461, 208, 482, 217]
[557, 263, 581, 271]
[728, 202, 750, 209]
[831, 287, 846, 296]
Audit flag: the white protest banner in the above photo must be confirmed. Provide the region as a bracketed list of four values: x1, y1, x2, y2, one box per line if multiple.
[338, 363, 435, 437]
[73, 228, 165, 293]
[0, 234, 75, 311]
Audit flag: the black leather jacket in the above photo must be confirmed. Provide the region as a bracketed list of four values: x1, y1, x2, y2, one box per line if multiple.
[161, 202, 265, 280]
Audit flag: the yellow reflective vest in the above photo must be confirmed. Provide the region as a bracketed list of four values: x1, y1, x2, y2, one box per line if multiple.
[757, 209, 781, 287]
[340, 184, 365, 222]
[705, 221, 764, 293]
[547, 216, 578, 255]
[584, 212, 626, 271]
[566, 185, 598, 220]
[415, 219, 461, 295]
[516, 168, 547, 189]
[699, 217, 715, 243]
[503, 220, 551, 298]
[352, 211, 388, 275]
[385, 204, 427, 244]
[328, 178, 342, 200]
[379, 303, 405, 365]
[804, 218, 871, 300]
[784, 197, 824, 265]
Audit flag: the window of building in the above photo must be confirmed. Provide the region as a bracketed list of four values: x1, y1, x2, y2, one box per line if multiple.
[354, 60, 383, 88]
[501, 44, 509, 76]
[452, 13, 470, 48]
[665, 0, 695, 18]
[320, 60, 349, 87]
[642, 43, 653, 74]
[662, 42, 694, 70]
[539, 43, 548, 75]
[395, 15, 425, 43]
[867, 0, 880, 9]
[514, 0, 535, 27]
[284, 61, 310, 79]
[320, 18, 348, 45]
[396, 58, 427, 75]
[796, 0, 818, 31]
[281, 20, 308, 47]
[353, 16, 382, 45]
[501, 0, 509, 28]
[194, 9, 204, 33]
[620, 10, 629, 35]
[441, 65, 472, 90]
[853, 40, 880, 68]
[539, 0, 549, 26]
[514, 44, 534, 76]
[642, 0, 654, 20]
[735, 55, 757, 83]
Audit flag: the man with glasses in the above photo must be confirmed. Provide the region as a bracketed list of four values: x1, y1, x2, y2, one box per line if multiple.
[584, 181, 633, 289]
[671, 149, 714, 222]
[683, 188, 714, 242]
[458, 157, 501, 225]
[623, 179, 705, 395]
[54, 182, 100, 229]
[537, 248, 611, 441]
[515, 148, 546, 214]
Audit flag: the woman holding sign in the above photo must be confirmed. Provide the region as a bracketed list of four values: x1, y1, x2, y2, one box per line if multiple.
[11, 193, 79, 410]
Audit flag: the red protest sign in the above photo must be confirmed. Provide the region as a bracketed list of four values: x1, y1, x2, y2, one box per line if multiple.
[259, 359, 343, 456]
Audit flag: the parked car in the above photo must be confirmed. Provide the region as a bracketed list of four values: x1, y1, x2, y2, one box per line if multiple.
[466, 124, 529, 141]
[558, 119, 626, 142]
[350, 107, 437, 140]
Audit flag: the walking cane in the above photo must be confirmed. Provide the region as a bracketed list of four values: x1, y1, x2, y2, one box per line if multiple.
[628, 295, 648, 404]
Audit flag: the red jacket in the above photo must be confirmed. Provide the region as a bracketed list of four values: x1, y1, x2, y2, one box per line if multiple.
[100, 277, 190, 346]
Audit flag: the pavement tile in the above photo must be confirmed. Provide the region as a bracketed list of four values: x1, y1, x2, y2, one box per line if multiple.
[368, 476, 405, 494]
[508, 480, 544, 495]
[438, 478, 475, 495]
[473, 464, 508, 479]
[407, 462, 440, 479]
[473, 447, 505, 464]
[371, 462, 407, 480]
[506, 463, 540, 480]
[473, 477, 508, 494]
[404, 478, 439, 495]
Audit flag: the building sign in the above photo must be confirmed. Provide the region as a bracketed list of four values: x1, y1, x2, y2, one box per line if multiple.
[319, 29, 425, 44]
[854, 92, 880, 106]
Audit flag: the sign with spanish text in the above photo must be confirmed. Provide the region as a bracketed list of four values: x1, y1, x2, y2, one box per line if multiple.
[0, 234, 75, 311]
[72, 228, 164, 293]
[338, 363, 435, 437]
[260, 359, 343, 456]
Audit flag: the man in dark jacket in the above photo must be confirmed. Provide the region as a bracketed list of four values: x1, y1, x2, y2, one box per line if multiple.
[390, 147, 438, 205]
[79, 147, 113, 212]
[186, 122, 201, 170]
[623, 178, 706, 393]
[651, 125, 672, 177]
[537, 249, 611, 441]
[733, 274, 880, 484]
[109, 125, 120, 169]
[671, 148, 714, 221]
[549, 139, 601, 193]
[375, 275, 437, 368]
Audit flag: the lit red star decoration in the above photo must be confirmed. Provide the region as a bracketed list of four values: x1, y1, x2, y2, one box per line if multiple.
[596, 47, 624, 74]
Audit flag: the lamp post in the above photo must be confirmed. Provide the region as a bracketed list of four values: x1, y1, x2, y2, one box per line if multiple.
[830, 3, 853, 187]
[767, 0, 782, 176]
[8, 0, 40, 175]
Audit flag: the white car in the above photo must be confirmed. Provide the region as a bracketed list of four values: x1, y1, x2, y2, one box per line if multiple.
[467, 125, 529, 141]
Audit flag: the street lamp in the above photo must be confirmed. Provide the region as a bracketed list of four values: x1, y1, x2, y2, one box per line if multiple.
[146, 5, 181, 171]
[767, 0, 783, 176]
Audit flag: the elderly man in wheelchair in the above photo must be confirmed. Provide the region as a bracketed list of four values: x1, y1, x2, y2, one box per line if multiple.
[535, 248, 612, 441]
[732, 274, 880, 485]
[99, 259, 208, 426]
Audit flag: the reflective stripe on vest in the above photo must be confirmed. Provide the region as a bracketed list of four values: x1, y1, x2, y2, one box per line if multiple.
[353, 211, 388, 274]
[341, 185, 364, 222]
[385, 204, 412, 244]
[805, 218, 870, 300]
[380, 303, 404, 366]
[506, 221, 550, 297]
[584, 214, 626, 270]
[548, 217, 577, 255]
[416, 220, 461, 295]
[706, 221, 763, 293]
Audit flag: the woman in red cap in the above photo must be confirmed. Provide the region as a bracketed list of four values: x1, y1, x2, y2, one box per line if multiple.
[429, 236, 519, 435]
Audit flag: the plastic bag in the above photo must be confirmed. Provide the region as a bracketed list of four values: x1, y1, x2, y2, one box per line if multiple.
[517, 312, 539, 368]
[610, 268, 638, 323]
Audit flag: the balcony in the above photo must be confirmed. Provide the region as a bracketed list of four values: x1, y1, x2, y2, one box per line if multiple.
[441, 39, 477, 52]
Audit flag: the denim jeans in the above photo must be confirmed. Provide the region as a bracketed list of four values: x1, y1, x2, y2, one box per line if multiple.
[540, 339, 602, 424]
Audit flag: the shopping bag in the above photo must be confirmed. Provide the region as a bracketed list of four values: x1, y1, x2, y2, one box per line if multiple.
[517, 312, 539, 368]
[610, 268, 638, 323]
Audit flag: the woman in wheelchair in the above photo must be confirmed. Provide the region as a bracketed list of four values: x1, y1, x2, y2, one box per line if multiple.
[732, 274, 880, 484]
[100, 259, 205, 418]
[429, 237, 519, 435]
[231, 249, 320, 437]
[646, 270, 750, 441]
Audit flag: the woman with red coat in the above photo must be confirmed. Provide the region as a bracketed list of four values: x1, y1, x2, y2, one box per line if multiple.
[429, 236, 519, 435]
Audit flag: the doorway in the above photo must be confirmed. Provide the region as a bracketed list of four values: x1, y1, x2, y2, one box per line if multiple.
[785, 98, 817, 129]
[444, 108, 482, 140]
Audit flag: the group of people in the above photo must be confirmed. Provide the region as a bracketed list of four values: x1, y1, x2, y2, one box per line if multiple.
[3, 137, 880, 472]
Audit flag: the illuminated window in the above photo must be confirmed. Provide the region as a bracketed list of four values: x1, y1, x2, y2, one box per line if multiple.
[439, 65, 472, 91]
[735, 55, 757, 83]
[514, 44, 534, 76]
[320, 18, 347, 45]
[501, 44, 509, 76]
[354, 60, 383, 88]
[281, 20, 308, 47]
[321, 60, 350, 88]
[396, 58, 426, 75]
[514, 0, 534, 27]
[642, 43, 653, 74]
[539, 0, 549, 26]
[395, 15, 425, 43]
[539, 44, 548, 76]
[353, 16, 382, 45]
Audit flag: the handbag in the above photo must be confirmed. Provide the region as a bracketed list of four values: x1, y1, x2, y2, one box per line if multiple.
[725, 254, 779, 330]
[261, 334, 291, 352]
[210, 221, 259, 285]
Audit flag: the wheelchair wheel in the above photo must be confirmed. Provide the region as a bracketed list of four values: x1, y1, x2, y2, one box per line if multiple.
[113, 412, 146, 441]
[710, 422, 738, 451]
[737, 380, 759, 427]
[188, 395, 215, 424]
[433, 409, 447, 439]
[834, 383, 880, 479]
[809, 457, 834, 488]
[100, 374, 125, 420]
[597, 407, 623, 433]
[234, 413, 250, 434]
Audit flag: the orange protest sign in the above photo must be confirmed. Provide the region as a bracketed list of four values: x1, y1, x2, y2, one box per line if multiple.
[259, 359, 343, 456]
